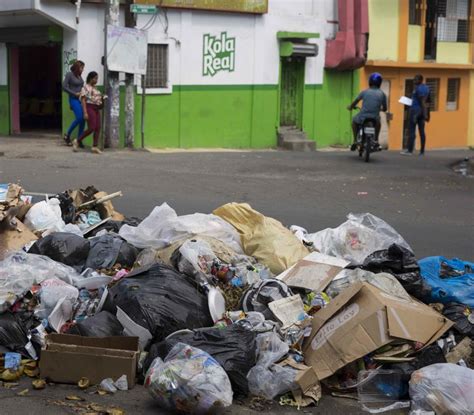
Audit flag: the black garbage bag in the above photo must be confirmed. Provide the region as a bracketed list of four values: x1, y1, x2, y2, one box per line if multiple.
[0, 312, 32, 357]
[109, 264, 213, 342]
[442, 303, 474, 338]
[85, 234, 138, 270]
[361, 244, 431, 299]
[28, 232, 90, 269]
[66, 311, 124, 337]
[55, 191, 76, 224]
[143, 325, 257, 396]
[87, 217, 142, 237]
[386, 345, 446, 376]
[239, 279, 293, 320]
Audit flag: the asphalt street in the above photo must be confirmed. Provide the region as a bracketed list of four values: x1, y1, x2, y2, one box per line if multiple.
[0, 136, 473, 414]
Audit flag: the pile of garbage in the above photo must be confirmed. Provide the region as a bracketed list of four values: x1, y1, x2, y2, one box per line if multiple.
[0, 183, 473, 414]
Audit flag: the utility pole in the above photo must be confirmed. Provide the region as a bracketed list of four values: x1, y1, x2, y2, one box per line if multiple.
[104, 0, 120, 148]
[124, 1, 135, 148]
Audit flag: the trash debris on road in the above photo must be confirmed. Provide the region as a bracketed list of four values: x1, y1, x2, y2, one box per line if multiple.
[0, 182, 472, 414]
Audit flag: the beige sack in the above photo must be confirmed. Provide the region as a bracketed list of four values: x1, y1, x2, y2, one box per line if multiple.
[213, 203, 309, 274]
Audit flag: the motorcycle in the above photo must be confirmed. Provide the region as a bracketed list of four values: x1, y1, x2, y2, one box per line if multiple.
[356, 118, 380, 163]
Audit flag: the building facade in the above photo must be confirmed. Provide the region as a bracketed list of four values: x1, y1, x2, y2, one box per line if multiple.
[0, 0, 365, 149]
[364, 0, 474, 150]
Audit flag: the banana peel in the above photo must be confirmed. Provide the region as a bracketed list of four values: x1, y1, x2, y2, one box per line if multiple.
[78, 377, 90, 390]
[32, 379, 46, 390]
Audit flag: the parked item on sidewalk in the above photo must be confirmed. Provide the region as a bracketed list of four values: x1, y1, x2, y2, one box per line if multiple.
[418, 256, 474, 307]
[145, 343, 233, 414]
[214, 203, 309, 274]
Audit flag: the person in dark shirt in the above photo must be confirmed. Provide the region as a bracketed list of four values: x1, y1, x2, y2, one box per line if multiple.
[401, 74, 430, 156]
[62, 60, 85, 146]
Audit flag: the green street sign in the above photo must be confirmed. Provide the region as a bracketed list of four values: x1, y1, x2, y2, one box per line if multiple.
[130, 4, 157, 14]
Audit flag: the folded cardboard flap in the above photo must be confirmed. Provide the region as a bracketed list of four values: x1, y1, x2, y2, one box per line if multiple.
[46, 334, 139, 351]
[46, 343, 137, 358]
[0, 219, 37, 260]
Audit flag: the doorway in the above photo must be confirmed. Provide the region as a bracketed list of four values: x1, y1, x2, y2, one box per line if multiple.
[280, 57, 305, 128]
[424, 0, 438, 60]
[402, 79, 415, 149]
[16, 44, 62, 134]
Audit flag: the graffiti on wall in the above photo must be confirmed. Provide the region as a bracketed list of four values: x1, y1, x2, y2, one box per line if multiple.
[63, 48, 78, 74]
[203, 32, 235, 77]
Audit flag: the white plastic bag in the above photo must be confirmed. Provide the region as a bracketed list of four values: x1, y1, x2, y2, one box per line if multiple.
[177, 239, 217, 275]
[36, 278, 79, 319]
[145, 343, 233, 414]
[119, 203, 243, 253]
[307, 213, 412, 265]
[24, 198, 65, 233]
[409, 363, 474, 415]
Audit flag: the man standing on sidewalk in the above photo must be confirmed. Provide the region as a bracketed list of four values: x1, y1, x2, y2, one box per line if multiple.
[401, 74, 430, 156]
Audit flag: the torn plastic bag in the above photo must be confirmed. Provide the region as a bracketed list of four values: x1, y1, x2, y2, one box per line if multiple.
[0, 312, 33, 358]
[145, 343, 233, 414]
[24, 198, 66, 233]
[67, 311, 124, 337]
[361, 244, 431, 299]
[119, 203, 243, 253]
[109, 264, 213, 342]
[239, 279, 293, 320]
[326, 268, 412, 301]
[176, 238, 218, 276]
[0, 252, 83, 312]
[442, 303, 474, 338]
[86, 217, 141, 237]
[409, 363, 474, 414]
[28, 232, 90, 269]
[306, 213, 412, 266]
[144, 325, 257, 396]
[213, 203, 309, 274]
[36, 278, 79, 320]
[85, 234, 138, 270]
[418, 257, 474, 307]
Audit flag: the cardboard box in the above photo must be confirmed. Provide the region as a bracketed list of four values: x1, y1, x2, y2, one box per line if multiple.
[0, 219, 37, 260]
[40, 334, 139, 387]
[303, 282, 453, 380]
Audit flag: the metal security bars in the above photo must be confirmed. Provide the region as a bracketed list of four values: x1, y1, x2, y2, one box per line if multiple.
[437, 0, 471, 42]
[447, 78, 461, 110]
[426, 78, 440, 111]
[145, 44, 168, 89]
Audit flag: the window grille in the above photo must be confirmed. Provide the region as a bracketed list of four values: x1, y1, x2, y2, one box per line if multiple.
[145, 44, 168, 89]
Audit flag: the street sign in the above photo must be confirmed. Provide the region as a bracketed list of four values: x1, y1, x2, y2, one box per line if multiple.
[130, 4, 157, 14]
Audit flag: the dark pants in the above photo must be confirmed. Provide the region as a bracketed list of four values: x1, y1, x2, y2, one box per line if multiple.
[78, 104, 101, 147]
[407, 108, 426, 153]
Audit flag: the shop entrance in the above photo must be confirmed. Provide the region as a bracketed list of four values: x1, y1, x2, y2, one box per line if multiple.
[280, 57, 305, 128]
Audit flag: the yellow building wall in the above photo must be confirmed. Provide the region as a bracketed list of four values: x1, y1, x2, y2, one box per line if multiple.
[368, 0, 399, 61]
[437, 42, 470, 64]
[407, 25, 422, 62]
[468, 71, 474, 147]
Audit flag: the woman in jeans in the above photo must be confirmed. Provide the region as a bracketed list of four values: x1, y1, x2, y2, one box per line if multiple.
[62, 60, 85, 146]
[73, 71, 105, 154]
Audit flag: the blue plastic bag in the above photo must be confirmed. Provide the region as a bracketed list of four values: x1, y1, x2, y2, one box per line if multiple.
[418, 257, 474, 307]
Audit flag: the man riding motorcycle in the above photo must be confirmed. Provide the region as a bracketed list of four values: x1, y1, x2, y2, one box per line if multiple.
[347, 72, 388, 151]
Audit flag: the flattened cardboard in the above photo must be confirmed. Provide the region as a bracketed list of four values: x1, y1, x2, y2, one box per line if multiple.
[40, 334, 139, 387]
[303, 283, 453, 380]
[0, 220, 37, 260]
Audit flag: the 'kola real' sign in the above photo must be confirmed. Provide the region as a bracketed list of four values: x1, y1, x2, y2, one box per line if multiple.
[203, 32, 235, 77]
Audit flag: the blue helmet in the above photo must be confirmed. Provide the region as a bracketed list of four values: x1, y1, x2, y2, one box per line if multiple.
[369, 72, 383, 88]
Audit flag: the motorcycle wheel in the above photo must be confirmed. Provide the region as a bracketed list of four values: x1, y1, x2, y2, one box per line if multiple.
[364, 137, 371, 162]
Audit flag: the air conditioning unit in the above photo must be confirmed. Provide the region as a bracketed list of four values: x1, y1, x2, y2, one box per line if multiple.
[280, 41, 319, 58]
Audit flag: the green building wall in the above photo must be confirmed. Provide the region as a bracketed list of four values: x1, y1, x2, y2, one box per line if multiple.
[0, 86, 10, 135]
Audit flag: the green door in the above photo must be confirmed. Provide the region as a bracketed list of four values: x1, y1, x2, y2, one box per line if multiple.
[280, 58, 304, 127]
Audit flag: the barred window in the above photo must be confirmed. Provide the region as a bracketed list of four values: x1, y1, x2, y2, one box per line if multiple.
[437, 0, 471, 42]
[145, 44, 168, 89]
[409, 0, 423, 25]
[446, 78, 460, 110]
[426, 78, 440, 111]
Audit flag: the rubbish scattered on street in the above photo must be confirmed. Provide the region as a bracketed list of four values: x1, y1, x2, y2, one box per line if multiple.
[0, 182, 472, 414]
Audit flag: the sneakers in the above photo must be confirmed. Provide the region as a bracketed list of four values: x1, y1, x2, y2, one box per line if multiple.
[91, 147, 102, 154]
[72, 139, 79, 152]
[78, 141, 85, 149]
[63, 134, 72, 146]
[350, 143, 357, 151]
[400, 150, 413, 156]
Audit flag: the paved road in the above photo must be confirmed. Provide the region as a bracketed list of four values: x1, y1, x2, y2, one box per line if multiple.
[0, 137, 472, 414]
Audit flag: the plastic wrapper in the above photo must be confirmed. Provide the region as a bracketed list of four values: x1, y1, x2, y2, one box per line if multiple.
[239, 279, 293, 320]
[109, 264, 213, 342]
[144, 325, 257, 395]
[67, 311, 123, 337]
[24, 198, 66, 233]
[362, 244, 431, 299]
[326, 268, 412, 301]
[119, 203, 243, 253]
[0, 252, 83, 312]
[85, 234, 138, 270]
[409, 363, 474, 414]
[28, 232, 90, 269]
[418, 256, 474, 307]
[213, 203, 309, 274]
[145, 343, 233, 414]
[306, 213, 412, 265]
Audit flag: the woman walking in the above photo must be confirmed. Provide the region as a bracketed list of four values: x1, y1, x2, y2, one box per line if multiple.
[73, 71, 105, 154]
[62, 60, 85, 146]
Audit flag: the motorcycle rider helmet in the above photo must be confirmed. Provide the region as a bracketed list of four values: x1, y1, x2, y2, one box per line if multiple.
[368, 72, 383, 88]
